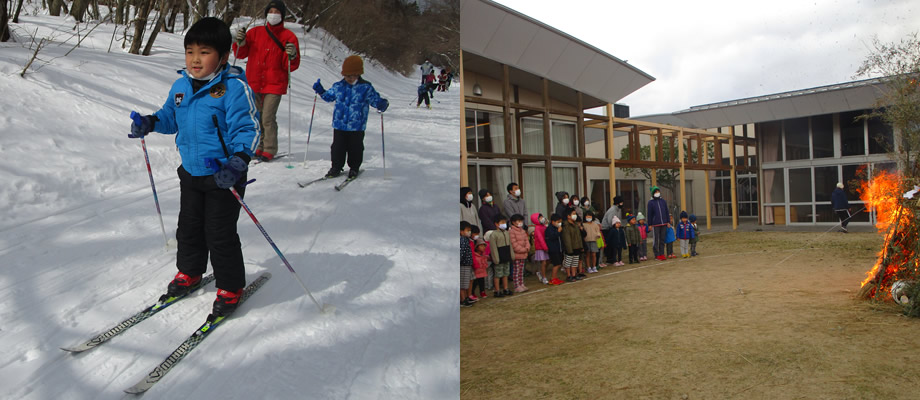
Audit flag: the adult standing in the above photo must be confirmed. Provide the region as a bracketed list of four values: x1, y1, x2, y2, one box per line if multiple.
[503, 182, 527, 228]
[232, 0, 300, 162]
[461, 187, 481, 232]
[601, 195, 624, 264]
[646, 186, 671, 261]
[832, 182, 851, 233]
[420, 59, 434, 83]
[478, 189, 501, 234]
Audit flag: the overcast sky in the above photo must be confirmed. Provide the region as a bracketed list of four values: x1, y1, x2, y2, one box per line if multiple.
[494, 0, 920, 116]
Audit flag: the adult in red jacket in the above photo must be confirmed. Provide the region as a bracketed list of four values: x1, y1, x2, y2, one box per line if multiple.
[232, 0, 300, 162]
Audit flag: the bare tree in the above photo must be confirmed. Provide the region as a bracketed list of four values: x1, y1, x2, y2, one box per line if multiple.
[13, 0, 25, 23]
[143, 0, 170, 55]
[70, 0, 89, 22]
[1, 0, 10, 43]
[129, 0, 157, 54]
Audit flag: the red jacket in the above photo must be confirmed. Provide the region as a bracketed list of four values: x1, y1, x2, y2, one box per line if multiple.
[232, 24, 300, 95]
[509, 225, 529, 260]
[530, 213, 548, 251]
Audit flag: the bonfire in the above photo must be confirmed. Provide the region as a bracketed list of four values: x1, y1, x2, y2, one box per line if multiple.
[856, 170, 920, 317]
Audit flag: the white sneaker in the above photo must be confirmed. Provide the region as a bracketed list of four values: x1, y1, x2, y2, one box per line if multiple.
[536, 271, 544, 282]
[541, 277, 549, 284]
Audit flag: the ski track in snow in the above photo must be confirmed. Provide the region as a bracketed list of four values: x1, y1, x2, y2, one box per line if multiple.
[1, 13, 459, 399]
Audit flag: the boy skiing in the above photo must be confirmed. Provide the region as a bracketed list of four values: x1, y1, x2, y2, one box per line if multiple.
[313, 55, 390, 179]
[129, 17, 260, 317]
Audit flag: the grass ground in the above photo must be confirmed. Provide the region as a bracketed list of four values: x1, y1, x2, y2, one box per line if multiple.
[460, 231, 920, 399]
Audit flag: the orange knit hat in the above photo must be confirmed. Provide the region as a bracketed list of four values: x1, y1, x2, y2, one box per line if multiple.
[342, 55, 363, 76]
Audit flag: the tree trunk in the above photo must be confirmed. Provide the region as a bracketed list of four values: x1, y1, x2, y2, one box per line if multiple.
[195, 0, 208, 23]
[142, 0, 167, 55]
[50, 0, 63, 16]
[1, 0, 10, 43]
[129, 0, 155, 54]
[13, 0, 24, 23]
[70, 0, 87, 22]
[166, 5, 178, 32]
[115, 0, 127, 25]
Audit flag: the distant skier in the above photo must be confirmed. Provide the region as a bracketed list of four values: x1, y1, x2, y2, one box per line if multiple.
[424, 71, 437, 98]
[420, 59, 434, 83]
[416, 83, 430, 109]
[128, 17, 260, 317]
[312, 55, 390, 179]
[232, 0, 300, 162]
[437, 69, 449, 92]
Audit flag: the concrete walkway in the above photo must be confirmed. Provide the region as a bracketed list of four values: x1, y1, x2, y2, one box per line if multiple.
[700, 217, 877, 234]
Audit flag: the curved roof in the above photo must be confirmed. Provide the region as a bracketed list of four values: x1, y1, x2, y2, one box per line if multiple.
[460, 0, 655, 108]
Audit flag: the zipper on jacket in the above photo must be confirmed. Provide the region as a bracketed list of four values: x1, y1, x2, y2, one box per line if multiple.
[212, 114, 231, 158]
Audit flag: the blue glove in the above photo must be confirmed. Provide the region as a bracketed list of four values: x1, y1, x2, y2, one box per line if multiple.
[376, 98, 389, 112]
[213, 155, 249, 189]
[313, 79, 325, 95]
[129, 111, 156, 138]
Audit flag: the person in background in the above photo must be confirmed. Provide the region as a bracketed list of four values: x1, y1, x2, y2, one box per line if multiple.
[460, 221, 475, 307]
[488, 215, 513, 297]
[675, 211, 694, 258]
[561, 208, 584, 282]
[624, 213, 640, 264]
[416, 83, 431, 109]
[665, 215, 677, 259]
[471, 238, 490, 301]
[460, 187, 480, 232]
[478, 189, 501, 236]
[612, 217, 627, 266]
[530, 213, 550, 285]
[509, 214, 530, 292]
[582, 211, 602, 273]
[554, 191, 572, 222]
[646, 187, 670, 261]
[503, 182, 528, 228]
[636, 212, 650, 261]
[602, 195, 624, 267]
[231, 0, 300, 162]
[544, 214, 565, 285]
[832, 182, 851, 233]
[689, 214, 700, 256]
[420, 59, 434, 83]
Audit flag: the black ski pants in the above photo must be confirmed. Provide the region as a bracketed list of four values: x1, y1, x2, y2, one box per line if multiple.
[176, 165, 246, 291]
[331, 129, 365, 172]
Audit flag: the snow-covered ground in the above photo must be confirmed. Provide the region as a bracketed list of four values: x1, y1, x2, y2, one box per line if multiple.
[0, 13, 459, 399]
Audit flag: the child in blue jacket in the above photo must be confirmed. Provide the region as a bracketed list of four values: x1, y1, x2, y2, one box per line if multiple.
[675, 211, 695, 258]
[665, 215, 677, 259]
[129, 17, 260, 317]
[313, 55, 390, 179]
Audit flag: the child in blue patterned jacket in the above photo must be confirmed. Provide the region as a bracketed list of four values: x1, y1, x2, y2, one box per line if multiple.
[313, 55, 390, 179]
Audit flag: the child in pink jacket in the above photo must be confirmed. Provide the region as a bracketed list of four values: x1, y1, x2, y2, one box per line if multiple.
[509, 214, 530, 292]
[472, 238, 490, 299]
[530, 213, 550, 285]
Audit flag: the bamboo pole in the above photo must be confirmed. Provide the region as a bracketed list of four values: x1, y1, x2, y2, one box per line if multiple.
[606, 103, 616, 198]
[679, 128, 687, 213]
[543, 78, 554, 211]
[650, 133, 657, 189]
[703, 142, 712, 230]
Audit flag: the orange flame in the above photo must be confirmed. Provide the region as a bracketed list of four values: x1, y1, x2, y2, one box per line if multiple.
[858, 170, 908, 289]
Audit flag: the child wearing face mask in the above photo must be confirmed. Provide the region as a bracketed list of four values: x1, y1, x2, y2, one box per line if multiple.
[530, 213, 550, 284]
[489, 216, 513, 297]
[509, 214, 530, 292]
[582, 211, 602, 273]
[460, 187, 481, 232]
[562, 208, 584, 282]
[460, 221, 475, 307]
[544, 214, 565, 285]
[554, 191, 572, 220]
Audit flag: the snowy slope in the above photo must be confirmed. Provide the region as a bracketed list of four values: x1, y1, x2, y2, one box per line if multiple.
[0, 14, 459, 399]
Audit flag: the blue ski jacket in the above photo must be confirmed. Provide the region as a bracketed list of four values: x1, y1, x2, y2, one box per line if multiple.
[320, 78, 385, 132]
[153, 64, 261, 176]
[646, 197, 670, 227]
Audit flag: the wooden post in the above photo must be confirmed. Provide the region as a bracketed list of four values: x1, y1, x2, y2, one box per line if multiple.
[460, 50, 468, 187]
[543, 78, 554, 210]
[606, 103, 616, 199]
[650, 132, 658, 189]
[730, 126, 738, 230]
[679, 128, 687, 213]
[703, 137, 712, 230]
[502, 64, 512, 154]
[577, 92, 587, 195]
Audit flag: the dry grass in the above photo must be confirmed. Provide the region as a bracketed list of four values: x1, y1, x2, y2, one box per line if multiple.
[461, 231, 920, 399]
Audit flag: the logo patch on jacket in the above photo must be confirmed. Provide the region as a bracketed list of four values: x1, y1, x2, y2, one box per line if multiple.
[210, 83, 226, 99]
[174, 93, 184, 107]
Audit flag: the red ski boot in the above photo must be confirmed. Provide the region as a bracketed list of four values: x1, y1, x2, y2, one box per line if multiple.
[212, 288, 244, 317]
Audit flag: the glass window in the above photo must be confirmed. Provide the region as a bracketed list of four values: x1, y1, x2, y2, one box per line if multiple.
[790, 204, 814, 223]
[764, 206, 785, 225]
[868, 116, 893, 154]
[814, 166, 838, 202]
[842, 164, 868, 199]
[784, 117, 809, 160]
[812, 114, 834, 158]
[840, 111, 866, 156]
[551, 122, 577, 157]
[760, 121, 782, 162]
[477, 165, 513, 214]
[815, 205, 839, 223]
[521, 118, 544, 155]
[552, 167, 577, 196]
[617, 180, 646, 216]
[788, 168, 812, 203]
[465, 110, 477, 153]
[589, 179, 610, 216]
[713, 180, 724, 203]
[763, 169, 784, 204]
[523, 166, 547, 217]
[468, 165, 478, 204]
[874, 162, 897, 175]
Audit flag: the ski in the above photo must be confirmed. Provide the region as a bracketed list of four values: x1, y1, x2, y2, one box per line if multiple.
[297, 176, 329, 188]
[334, 171, 362, 191]
[61, 274, 216, 353]
[124, 272, 272, 394]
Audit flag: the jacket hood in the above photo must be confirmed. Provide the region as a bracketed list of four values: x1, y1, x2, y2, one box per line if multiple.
[555, 191, 569, 202]
[461, 187, 473, 204]
[613, 195, 623, 205]
[689, 214, 697, 222]
[530, 213, 543, 225]
[679, 211, 689, 219]
[478, 189, 491, 200]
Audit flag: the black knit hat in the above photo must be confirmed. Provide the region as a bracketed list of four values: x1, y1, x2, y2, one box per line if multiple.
[265, 0, 287, 20]
[680, 211, 689, 219]
[613, 195, 624, 205]
[478, 189, 491, 200]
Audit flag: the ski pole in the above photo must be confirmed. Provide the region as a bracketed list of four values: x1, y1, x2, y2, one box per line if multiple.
[380, 112, 389, 180]
[130, 111, 173, 250]
[286, 54, 294, 169]
[229, 182, 334, 314]
[302, 93, 317, 168]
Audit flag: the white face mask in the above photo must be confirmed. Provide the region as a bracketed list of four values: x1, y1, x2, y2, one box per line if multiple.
[585, 217, 593, 222]
[484, 195, 493, 203]
[562, 198, 570, 205]
[472, 235, 479, 241]
[516, 222, 523, 228]
[465, 193, 473, 202]
[654, 192, 661, 198]
[266, 13, 282, 26]
[573, 200, 580, 206]
[539, 217, 546, 224]
[514, 189, 521, 197]
[554, 222, 562, 227]
[570, 214, 577, 221]
[499, 223, 507, 230]
[585, 201, 590, 207]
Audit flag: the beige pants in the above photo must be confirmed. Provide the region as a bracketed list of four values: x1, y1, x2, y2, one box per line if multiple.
[256, 93, 282, 156]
